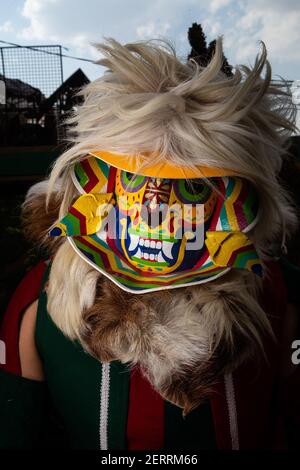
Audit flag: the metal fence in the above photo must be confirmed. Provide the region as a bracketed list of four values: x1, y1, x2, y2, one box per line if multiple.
[0, 45, 64, 146]
[0, 44, 63, 98]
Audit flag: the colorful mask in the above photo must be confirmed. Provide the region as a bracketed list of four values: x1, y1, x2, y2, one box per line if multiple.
[50, 151, 262, 293]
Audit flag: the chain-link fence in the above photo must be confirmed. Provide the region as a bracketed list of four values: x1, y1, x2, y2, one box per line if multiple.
[0, 45, 64, 146]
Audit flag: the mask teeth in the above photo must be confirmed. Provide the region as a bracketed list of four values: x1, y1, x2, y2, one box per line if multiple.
[139, 238, 162, 250]
[132, 236, 174, 262]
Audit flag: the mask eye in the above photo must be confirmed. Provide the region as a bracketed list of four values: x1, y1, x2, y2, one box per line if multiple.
[125, 172, 133, 181]
[174, 179, 213, 204]
[120, 170, 148, 192]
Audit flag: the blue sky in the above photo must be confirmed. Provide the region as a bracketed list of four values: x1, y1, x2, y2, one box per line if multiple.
[0, 0, 299, 87]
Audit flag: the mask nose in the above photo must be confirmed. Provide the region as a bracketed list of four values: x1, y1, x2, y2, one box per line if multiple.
[140, 204, 170, 228]
[141, 178, 171, 228]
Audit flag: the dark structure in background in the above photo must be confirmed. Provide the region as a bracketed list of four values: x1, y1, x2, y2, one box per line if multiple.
[0, 44, 90, 314]
[0, 74, 46, 146]
[0, 45, 90, 147]
[187, 22, 233, 77]
[0, 45, 63, 147]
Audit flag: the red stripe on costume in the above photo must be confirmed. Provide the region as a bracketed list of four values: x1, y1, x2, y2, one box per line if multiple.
[127, 365, 164, 450]
[107, 166, 117, 193]
[0, 261, 47, 376]
[233, 181, 248, 230]
[209, 178, 225, 231]
[227, 244, 250, 267]
[81, 159, 99, 193]
[69, 206, 87, 234]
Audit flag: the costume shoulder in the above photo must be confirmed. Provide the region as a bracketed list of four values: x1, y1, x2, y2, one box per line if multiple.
[0, 260, 48, 376]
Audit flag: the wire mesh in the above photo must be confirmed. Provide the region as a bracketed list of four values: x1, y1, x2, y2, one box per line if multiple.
[0, 45, 65, 146]
[0, 45, 63, 98]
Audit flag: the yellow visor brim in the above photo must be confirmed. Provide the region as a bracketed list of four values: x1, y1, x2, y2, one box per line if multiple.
[89, 151, 236, 179]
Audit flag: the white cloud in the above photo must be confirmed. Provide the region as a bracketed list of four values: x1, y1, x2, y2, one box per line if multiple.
[209, 0, 233, 13]
[136, 21, 171, 39]
[19, 0, 204, 45]
[202, 17, 222, 37]
[21, 0, 63, 41]
[0, 20, 14, 33]
[235, 7, 300, 64]
[201, 0, 300, 71]
[17, 0, 211, 67]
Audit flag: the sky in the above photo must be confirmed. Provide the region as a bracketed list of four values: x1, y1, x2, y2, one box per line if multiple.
[0, 0, 299, 132]
[0, 0, 299, 82]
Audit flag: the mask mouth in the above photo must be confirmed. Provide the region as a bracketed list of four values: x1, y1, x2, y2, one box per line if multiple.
[128, 233, 174, 265]
[118, 216, 189, 274]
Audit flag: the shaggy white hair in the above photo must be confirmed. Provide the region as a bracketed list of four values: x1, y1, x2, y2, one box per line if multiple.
[48, 37, 297, 250]
[23, 37, 298, 382]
